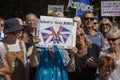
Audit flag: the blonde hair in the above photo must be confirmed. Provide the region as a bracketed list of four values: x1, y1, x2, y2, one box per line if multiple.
[108, 29, 120, 39]
[99, 18, 112, 32]
[76, 28, 92, 48]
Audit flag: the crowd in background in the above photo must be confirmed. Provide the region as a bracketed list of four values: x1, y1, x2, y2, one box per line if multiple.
[0, 11, 120, 80]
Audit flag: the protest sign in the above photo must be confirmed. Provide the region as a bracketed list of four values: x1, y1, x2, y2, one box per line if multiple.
[36, 16, 77, 49]
[68, 0, 93, 16]
[101, 1, 120, 16]
[48, 5, 64, 15]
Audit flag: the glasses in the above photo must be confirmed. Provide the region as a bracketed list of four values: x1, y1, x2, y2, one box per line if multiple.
[108, 38, 119, 42]
[85, 17, 94, 21]
[94, 22, 98, 25]
[0, 24, 4, 27]
[77, 33, 84, 37]
[102, 23, 109, 26]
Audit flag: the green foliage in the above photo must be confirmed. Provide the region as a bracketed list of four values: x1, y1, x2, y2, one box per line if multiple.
[0, 0, 119, 22]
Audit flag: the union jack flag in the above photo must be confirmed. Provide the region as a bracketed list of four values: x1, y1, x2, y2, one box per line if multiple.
[57, 26, 71, 43]
[41, 26, 71, 44]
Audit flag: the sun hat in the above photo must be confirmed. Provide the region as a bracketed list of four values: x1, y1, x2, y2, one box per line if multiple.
[4, 18, 23, 33]
[108, 29, 120, 39]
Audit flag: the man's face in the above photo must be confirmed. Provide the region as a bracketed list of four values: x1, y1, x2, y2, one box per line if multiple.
[84, 13, 94, 28]
[26, 15, 37, 28]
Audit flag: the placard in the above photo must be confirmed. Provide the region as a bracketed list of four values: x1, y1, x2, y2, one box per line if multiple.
[101, 1, 120, 16]
[36, 16, 77, 49]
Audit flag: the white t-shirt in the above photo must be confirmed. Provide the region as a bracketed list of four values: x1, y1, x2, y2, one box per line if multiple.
[0, 39, 27, 67]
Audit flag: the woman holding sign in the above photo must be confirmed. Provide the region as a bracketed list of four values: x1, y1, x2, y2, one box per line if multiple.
[68, 28, 100, 80]
[36, 45, 70, 80]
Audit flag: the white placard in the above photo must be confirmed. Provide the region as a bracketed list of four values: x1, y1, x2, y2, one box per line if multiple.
[48, 5, 64, 14]
[36, 16, 77, 49]
[101, 1, 120, 16]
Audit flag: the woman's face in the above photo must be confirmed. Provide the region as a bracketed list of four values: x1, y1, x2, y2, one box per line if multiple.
[101, 21, 111, 33]
[76, 31, 85, 45]
[93, 19, 99, 30]
[109, 38, 120, 51]
[99, 66, 112, 80]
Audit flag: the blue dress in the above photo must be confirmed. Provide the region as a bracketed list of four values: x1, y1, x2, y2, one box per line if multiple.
[36, 46, 68, 80]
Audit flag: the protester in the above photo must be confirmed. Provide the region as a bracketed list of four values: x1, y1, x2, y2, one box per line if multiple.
[95, 55, 116, 80]
[83, 11, 104, 51]
[68, 28, 100, 80]
[36, 45, 70, 80]
[99, 29, 120, 80]
[25, 13, 39, 80]
[0, 18, 28, 80]
[36, 11, 73, 80]
[99, 18, 112, 53]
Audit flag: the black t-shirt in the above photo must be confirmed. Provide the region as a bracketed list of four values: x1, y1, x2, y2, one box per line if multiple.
[25, 32, 34, 51]
[68, 43, 100, 80]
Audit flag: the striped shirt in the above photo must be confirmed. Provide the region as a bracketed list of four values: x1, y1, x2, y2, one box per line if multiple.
[110, 61, 120, 80]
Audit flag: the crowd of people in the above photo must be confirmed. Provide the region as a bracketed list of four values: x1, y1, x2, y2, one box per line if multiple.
[0, 11, 120, 80]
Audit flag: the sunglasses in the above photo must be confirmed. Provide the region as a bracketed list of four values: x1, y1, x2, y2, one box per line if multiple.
[94, 22, 98, 25]
[108, 38, 119, 42]
[0, 24, 4, 27]
[85, 17, 94, 21]
[102, 23, 109, 26]
[77, 33, 84, 37]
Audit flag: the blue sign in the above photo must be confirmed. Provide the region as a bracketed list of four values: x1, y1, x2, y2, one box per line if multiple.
[68, 0, 90, 16]
[76, 0, 90, 16]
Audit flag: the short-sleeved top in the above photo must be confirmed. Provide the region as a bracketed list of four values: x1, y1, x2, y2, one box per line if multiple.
[85, 31, 104, 49]
[0, 39, 27, 66]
